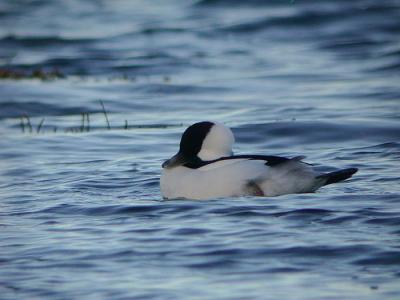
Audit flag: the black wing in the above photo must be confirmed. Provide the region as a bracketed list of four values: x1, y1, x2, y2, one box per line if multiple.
[183, 155, 291, 169]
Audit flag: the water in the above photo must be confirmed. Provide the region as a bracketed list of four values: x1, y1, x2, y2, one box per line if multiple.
[1, 0, 400, 299]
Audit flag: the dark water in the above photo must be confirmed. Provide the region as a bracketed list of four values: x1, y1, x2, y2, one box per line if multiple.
[1, 0, 400, 299]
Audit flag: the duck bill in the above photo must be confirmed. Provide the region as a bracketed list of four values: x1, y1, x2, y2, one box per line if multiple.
[162, 153, 187, 169]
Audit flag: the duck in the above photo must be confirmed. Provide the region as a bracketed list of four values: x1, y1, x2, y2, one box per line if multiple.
[160, 121, 358, 200]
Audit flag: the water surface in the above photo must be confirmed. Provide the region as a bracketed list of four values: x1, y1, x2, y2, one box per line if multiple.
[1, 0, 400, 299]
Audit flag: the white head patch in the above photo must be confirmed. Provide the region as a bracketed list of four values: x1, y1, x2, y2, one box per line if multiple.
[197, 122, 235, 161]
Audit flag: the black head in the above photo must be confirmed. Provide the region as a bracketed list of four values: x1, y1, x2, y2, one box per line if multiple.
[162, 121, 214, 169]
[179, 121, 214, 158]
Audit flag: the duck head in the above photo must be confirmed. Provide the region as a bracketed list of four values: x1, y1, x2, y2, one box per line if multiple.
[162, 121, 234, 169]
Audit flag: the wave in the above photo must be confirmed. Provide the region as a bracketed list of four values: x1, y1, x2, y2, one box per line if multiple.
[0, 101, 91, 119]
[1, 34, 96, 47]
[234, 121, 400, 145]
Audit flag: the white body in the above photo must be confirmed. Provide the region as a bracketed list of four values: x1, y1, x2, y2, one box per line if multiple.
[161, 158, 323, 200]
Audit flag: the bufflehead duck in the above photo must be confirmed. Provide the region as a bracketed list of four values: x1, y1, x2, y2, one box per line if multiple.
[160, 121, 358, 200]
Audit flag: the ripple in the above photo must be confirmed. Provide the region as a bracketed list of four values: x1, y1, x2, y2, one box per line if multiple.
[24, 203, 167, 217]
[219, 11, 346, 34]
[0, 101, 90, 119]
[173, 228, 212, 235]
[354, 251, 400, 266]
[364, 217, 400, 226]
[235, 121, 400, 145]
[272, 208, 335, 218]
[273, 245, 375, 258]
[1, 35, 96, 47]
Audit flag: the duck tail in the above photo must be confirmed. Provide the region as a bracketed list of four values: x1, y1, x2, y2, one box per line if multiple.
[317, 168, 358, 186]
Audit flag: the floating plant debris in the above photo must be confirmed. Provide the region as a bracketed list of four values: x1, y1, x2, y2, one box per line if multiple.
[0, 68, 65, 80]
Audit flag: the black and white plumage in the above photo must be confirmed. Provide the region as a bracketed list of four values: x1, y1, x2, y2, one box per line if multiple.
[160, 121, 358, 200]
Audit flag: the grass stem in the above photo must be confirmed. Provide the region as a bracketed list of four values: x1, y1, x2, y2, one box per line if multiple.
[86, 113, 90, 131]
[99, 100, 110, 129]
[24, 114, 32, 133]
[20, 116, 25, 133]
[37, 118, 45, 133]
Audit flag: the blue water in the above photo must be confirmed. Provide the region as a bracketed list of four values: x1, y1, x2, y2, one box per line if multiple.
[1, 0, 400, 299]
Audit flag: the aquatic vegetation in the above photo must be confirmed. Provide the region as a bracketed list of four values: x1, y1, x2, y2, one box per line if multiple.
[0, 68, 65, 80]
[0, 68, 142, 82]
[17, 101, 179, 134]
